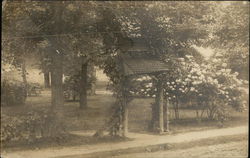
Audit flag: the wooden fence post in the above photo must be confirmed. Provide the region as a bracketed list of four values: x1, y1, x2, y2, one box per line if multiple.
[157, 78, 164, 133]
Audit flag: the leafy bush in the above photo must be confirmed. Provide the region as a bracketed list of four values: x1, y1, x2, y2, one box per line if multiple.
[63, 72, 97, 100]
[126, 55, 248, 123]
[27, 82, 43, 96]
[1, 110, 66, 145]
[1, 79, 27, 106]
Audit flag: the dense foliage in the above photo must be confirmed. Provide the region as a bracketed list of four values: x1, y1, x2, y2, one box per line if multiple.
[1, 110, 66, 145]
[1, 79, 27, 106]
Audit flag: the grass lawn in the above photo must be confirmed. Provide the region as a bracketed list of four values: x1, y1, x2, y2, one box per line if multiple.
[3, 92, 248, 132]
[1, 81, 248, 149]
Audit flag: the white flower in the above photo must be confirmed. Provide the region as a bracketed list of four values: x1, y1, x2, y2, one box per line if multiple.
[193, 81, 198, 85]
[201, 70, 206, 74]
[146, 84, 152, 88]
[185, 55, 192, 58]
[220, 69, 226, 73]
[190, 87, 195, 91]
[171, 82, 175, 84]
[226, 69, 231, 73]
[222, 63, 227, 67]
[176, 79, 181, 83]
[167, 82, 170, 85]
[137, 78, 143, 81]
[178, 58, 185, 62]
[213, 79, 218, 84]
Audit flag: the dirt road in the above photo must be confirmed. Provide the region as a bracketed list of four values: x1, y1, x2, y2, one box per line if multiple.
[2, 126, 247, 158]
[112, 140, 248, 158]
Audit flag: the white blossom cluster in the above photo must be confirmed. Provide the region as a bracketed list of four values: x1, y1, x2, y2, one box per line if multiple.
[129, 54, 248, 111]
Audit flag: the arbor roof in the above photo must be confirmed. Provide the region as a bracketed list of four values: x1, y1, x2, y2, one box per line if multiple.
[120, 52, 169, 76]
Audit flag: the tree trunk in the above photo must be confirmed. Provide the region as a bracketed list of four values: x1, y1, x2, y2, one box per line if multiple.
[175, 99, 180, 120]
[51, 53, 63, 109]
[90, 66, 96, 95]
[122, 97, 128, 137]
[79, 62, 88, 109]
[122, 77, 128, 137]
[21, 60, 28, 98]
[88, 64, 96, 96]
[44, 71, 51, 88]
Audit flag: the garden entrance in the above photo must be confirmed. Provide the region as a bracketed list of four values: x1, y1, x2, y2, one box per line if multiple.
[117, 44, 170, 136]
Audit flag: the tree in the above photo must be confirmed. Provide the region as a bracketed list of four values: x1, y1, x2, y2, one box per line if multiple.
[2, 1, 41, 97]
[208, 1, 249, 80]
[94, 1, 217, 135]
[28, 1, 102, 108]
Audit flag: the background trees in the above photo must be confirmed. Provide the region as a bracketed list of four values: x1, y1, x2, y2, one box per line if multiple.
[208, 1, 249, 80]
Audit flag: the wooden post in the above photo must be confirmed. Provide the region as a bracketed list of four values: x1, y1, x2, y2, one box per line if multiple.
[165, 99, 170, 131]
[157, 79, 164, 133]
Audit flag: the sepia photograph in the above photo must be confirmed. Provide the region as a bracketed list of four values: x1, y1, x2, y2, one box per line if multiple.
[1, 1, 249, 158]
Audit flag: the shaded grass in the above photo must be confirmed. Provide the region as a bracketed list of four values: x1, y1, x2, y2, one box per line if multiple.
[128, 98, 248, 133]
[1, 88, 248, 149]
[2, 92, 248, 133]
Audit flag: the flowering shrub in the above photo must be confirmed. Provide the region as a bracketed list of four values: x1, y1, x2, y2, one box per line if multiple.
[128, 54, 248, 122]
[182, 55, 247, 121]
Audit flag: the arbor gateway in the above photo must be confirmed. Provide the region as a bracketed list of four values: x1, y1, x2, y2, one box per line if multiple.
[103, 37, 171, 136]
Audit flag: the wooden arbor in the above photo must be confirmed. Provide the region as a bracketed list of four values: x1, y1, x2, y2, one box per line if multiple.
[119, 50, 170, 136]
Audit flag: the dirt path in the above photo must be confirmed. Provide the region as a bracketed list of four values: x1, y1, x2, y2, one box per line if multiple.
[1, 126, 248, 158]
[112, 140, 248, 158]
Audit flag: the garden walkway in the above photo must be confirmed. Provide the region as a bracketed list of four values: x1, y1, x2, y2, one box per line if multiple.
[1, 125, 248, 158]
